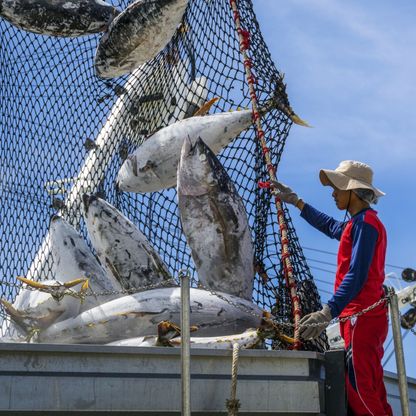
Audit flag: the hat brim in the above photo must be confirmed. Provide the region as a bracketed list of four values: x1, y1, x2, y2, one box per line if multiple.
[319, 169, 385, 197]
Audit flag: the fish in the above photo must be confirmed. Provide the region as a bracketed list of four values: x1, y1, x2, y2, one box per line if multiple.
[107, 317, 295, 348]
[95, 0, 189, 78]
[108, 329, 262, 349]
[47, 215, 123, 308]
[36, 287, 263, 344]
[82, 194, 173, 290]
[0, 278, 88, 334]
[12, 57, 206, 334]
[0, 0, 119, 37]
[177, 137, 254, 300]
[6, 215, 123, 333]
[116, 103, 274, 193]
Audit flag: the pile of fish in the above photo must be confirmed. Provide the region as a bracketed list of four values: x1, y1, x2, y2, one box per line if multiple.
[0, 0, 309, 349]
[1, 0, 190, 78]
[1, 131, 298, 347]
[1, 190, 272, 346]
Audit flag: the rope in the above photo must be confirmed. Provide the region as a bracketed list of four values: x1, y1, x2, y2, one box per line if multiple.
[228, 0, 302, 348]
[226, 342, 241, 415]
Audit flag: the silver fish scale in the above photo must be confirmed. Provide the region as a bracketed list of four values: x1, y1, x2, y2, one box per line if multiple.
[83, 195, 172, 290]
[178, 138, 254, 301]
[95, 0, 188, 78]
[0, 0, 118, 36]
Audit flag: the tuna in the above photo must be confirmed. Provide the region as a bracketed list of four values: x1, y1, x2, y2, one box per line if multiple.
[6, 216, 123, 334]
[108, 329, 262, 349]
[82, 194, 172, 290]
[0, 278, 88, 333]
[116, 103, 273, 193]
[107, 318, 295, 348]
[37, 287, 263, 344]
[177, 137, 254, 300]
[47, 215, 122, 307]
[95, 0, 189, 78]
[0, 0, 119, 37]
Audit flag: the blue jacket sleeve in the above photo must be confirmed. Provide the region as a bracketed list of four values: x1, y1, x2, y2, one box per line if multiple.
[300, 203, 345, 241]
[327, 220, 378, 318]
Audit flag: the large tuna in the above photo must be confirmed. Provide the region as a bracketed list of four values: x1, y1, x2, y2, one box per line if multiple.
[0, 0, 119, 37]
[107, 318, 295, 348]
[108, 329, 262, 349]
[95, 0, 189, 78]
[116, 103, 273, 193]
[82, 194, 172, 290]
[178, 137, 254, 300]
[48, 215, 122, 306]
[1, 278, 88, 333]
[37, 287, 263, 344]
[4, 216, 123, 334]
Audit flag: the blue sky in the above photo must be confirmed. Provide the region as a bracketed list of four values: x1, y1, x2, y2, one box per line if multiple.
[254, 0, 416, 377]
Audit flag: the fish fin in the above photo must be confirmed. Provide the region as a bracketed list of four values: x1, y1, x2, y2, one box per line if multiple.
[279, 104, 311, 127]
[290, 113, 311, 127]
[80, 279, 89, 293]
[193, 97, 219, 116]
[0, 299, 31, 334]
[157, 321, 181, 346]
[0, 299, 23, 320]
[276, 333, 296, 345]
[77, 279, 90, 303]
[259, 312, 296, 345]
[260, 98, 311, 127]
[63, 277, 88, 289]
[16, 276, 49, 290]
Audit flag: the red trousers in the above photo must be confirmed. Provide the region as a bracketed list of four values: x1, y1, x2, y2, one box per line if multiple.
[340, 308, 393, 416]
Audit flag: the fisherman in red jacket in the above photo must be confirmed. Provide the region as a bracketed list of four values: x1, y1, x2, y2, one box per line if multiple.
[273, 160, 393, 416]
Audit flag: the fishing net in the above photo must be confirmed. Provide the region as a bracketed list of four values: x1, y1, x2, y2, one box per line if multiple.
[0, 0, 328, 351]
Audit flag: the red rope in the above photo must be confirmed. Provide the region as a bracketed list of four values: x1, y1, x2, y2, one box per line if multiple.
[229, 0, 302, 347]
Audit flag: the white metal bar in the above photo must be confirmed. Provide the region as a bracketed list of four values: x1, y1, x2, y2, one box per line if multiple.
[389, 289, 410, 416]
[180, 269, 191, 416]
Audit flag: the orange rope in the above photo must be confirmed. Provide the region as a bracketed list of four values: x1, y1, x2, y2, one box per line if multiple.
[229, 0, 301, 348]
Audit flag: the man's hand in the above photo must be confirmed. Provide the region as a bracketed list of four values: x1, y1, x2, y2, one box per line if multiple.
[299, 304, 333, 340]
[270, 181, 300, 206]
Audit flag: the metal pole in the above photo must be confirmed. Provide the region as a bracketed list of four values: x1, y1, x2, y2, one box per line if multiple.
[180, 269, 191, 416]
[389, 289, 410, 416]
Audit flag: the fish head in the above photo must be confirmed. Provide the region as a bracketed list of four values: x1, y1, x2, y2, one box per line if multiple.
[50, 215, 83, 253]
[116, 156, 134, 191]
[82, 193, 105, 221]
[82, 193, 124, 233]
[49, 216, 90, 276]
[177, 136, 220, 196]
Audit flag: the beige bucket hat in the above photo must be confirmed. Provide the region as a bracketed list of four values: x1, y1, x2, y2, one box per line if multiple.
[319, 160, 385, 197]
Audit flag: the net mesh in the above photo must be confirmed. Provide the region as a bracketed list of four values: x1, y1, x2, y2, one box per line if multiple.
[0, 0, 328, 351]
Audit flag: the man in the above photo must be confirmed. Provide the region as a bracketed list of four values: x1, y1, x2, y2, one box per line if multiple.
[274, 160, 393, 416]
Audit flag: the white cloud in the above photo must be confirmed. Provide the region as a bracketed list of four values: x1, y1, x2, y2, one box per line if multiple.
[255, 0, 416, 167]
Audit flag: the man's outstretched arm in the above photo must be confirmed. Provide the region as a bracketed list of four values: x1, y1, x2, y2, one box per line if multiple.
[272, 181, 345, 240]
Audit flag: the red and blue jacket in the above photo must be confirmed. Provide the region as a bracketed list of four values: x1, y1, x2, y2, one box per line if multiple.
[300, 204, 387, 318]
